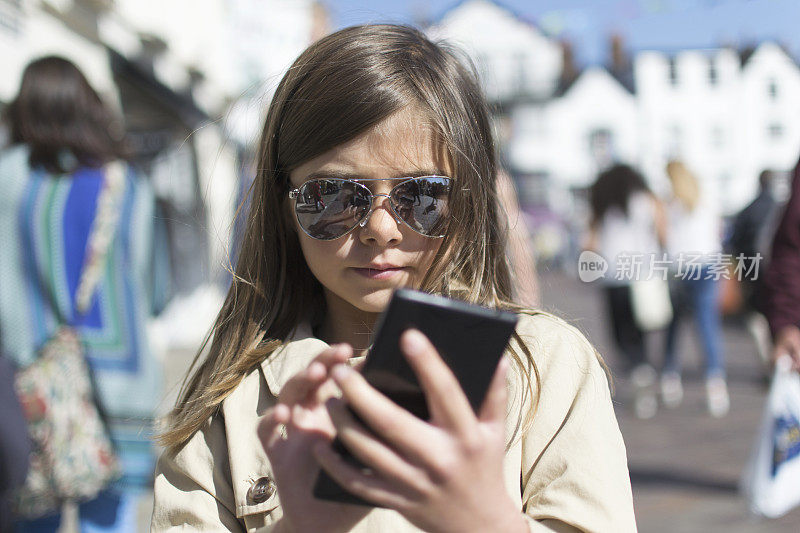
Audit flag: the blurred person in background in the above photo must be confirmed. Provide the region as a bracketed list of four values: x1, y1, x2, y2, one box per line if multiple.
[662, 160, 728, 417]
[761, 156, 800, 372]
[498, 169, 539, 307]
[0, 56, 169, 531]
[587, 164, 667, 419]
[726, 169, 779, 370]
[0, 344, 32, 531]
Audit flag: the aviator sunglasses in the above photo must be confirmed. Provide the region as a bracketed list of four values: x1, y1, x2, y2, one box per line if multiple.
[288, 176, 452, 240]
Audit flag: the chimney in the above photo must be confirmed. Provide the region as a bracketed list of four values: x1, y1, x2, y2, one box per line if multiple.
[610, 34, 629, 75]
[561, 40, 578, 85]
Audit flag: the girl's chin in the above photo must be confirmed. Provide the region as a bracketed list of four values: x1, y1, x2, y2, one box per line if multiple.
[350, 287, 398, 314]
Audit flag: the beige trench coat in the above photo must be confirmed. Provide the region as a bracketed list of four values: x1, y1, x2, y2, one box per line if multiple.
[152, 313, 637, 532]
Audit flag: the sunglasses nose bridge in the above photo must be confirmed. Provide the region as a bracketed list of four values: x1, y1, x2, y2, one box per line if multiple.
[358, 193, 402, 228]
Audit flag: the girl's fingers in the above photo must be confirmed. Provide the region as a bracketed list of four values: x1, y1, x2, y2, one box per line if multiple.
[314, 344, 354, 368]
[312, 441, 409, 511]
[329, 364, 437, 466]
[279, 362, 326, 405]
[258, 404, 290, 452]
[400, 329, 476, 434]
[279, 345, 353, 405]
[477, 358, 509, 424]
[326, 399, 430, 496]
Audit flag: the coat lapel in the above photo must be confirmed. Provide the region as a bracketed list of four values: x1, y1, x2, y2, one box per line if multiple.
[223, 324, 329, 518]
[260, 323, 330, 396]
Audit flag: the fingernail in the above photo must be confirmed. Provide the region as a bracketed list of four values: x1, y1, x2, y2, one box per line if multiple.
[334, 344, 352, 357]
[331, 364, 351, 381]
[403, 329, 426, 356]
[308, 362, 324, 376]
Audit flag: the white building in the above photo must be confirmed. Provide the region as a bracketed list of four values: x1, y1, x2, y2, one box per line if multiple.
[432, 0, 800, 217]
[224, 0, 329, 145]
[739, 42, 800, 202]
[428, 0, 562, 104]
[634, 47, 743, 208]
[510, 67, 638, 196]
[634, 42, 800, 212]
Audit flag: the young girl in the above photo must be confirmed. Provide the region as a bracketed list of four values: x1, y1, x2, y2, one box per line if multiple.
[152, 25, 635, 532]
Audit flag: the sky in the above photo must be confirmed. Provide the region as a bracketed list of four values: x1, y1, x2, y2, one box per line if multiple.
[324, 0, 798, 66]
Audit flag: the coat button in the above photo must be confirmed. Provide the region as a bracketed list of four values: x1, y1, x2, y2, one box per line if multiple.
[247, 476, 276, 504]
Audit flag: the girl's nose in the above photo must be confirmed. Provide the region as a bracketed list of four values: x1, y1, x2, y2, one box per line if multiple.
[358, 195, 403, 246]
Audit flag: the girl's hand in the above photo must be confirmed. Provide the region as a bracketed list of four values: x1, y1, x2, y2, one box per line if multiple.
[314, 330, 528, 533]
[257, 345, 370, 533]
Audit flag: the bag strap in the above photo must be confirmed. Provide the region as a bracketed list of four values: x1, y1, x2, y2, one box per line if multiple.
[73, 161, 126, 316]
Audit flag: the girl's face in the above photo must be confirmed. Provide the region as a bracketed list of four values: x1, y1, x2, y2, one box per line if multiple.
[289, 107, 447, 317]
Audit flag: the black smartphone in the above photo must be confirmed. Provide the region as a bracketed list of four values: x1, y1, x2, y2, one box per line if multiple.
[312, 288, 519, 505]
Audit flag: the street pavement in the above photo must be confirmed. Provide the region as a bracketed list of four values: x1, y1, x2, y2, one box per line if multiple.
[538, 270, 800, 532]
[131, 270, 800, 532]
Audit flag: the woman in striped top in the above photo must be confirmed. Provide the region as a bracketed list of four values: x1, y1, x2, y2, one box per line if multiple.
[0, 56, 169, 532]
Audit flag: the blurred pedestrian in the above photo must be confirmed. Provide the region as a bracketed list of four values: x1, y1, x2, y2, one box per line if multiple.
[726, 170, 779, 369]
[761, 156, 800, 372]
[587, 164, 667, 419]
[0, 56, 168, 531]
[498, 169, 539, 306]
[0, 347, 32, 532]
[662, 160, 728, 417]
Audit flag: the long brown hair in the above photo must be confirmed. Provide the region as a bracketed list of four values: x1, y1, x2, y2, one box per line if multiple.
[4, 56, 127, 173]
[160, 24, 546, 452]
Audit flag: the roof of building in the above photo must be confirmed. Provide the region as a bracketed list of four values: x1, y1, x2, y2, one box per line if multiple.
[427, 0, 553, 38]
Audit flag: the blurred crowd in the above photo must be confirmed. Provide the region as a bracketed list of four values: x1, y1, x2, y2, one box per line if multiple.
[585, 159, 796, 421]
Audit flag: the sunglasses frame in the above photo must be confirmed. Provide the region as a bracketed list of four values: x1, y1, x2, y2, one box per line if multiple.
[288, 175, 452, 240]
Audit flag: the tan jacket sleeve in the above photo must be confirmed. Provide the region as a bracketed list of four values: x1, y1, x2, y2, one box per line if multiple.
[151, 414, 244, 532]
[514, 314, 636, 532]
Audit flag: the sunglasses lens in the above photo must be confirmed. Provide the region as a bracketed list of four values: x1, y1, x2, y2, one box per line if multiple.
[294, 180, 370, 239]
[391, 177, 451, 237]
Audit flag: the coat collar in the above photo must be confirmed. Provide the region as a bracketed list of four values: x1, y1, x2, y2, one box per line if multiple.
[226, 324, 370, 518]
[259, 323, 330, 397]
[224, 323, 331, 518]
[259, 323, 368, 397]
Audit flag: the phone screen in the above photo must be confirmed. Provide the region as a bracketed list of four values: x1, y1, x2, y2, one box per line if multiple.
[313, 289, 518, 505]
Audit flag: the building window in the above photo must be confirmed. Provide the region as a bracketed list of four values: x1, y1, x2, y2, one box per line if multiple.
[718, 172, 733, 211]
[668, 57, 679, 86]
[708, 58, 718, 86]
[768, 79, 778, 100]
[768, 123, 784, 140]
[667, 123, 683, 156]
[514, 52, 528, 93]
[589, 128, 615, 168]
[711, 126, 724, 149]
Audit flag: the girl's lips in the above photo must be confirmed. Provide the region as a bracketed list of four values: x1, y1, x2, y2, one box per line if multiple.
[351, 266, 407, 279]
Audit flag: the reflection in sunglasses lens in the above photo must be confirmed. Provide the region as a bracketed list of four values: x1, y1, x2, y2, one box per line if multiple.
[294, 180, 369, 240]
[294, 177, 451, 239]
[392, 178, 451, 237]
